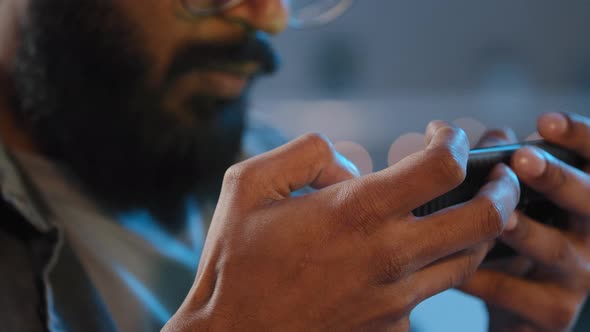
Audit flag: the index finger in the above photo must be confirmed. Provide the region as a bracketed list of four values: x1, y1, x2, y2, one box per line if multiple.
[401, 163, 520, 268]
[322, 122, 470, 230]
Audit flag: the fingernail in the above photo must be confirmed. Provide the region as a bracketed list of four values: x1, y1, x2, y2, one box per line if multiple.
[505, 212, 518, 231]
[539, 113, 567, 136]
[516, 147, 546, 178]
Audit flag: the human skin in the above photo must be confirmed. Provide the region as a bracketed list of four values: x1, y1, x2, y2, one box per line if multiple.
[2, 0, 583, 331]
[2, 0, 288, 214]
[0, 0, 289, 120]
[161, 122, 521, 331]
[462, 113, 590, 332]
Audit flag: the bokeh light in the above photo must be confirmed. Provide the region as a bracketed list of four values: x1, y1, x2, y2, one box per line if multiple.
[334, 141, 373, 175]
[525, 132, 542, 141]
[387, 132, 426, 167]
[452, 117, 488, 147]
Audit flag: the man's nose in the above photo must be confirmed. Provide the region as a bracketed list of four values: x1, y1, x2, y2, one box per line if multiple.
[222, 0, 289, 34]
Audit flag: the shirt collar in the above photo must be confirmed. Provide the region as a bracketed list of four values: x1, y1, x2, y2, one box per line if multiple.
[0, 141, 53, 232]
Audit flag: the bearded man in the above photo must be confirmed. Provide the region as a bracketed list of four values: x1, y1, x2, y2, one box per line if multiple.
[0, 1, 588, 331]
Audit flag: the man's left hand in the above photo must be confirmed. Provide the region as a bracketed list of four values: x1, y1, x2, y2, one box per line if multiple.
[461, 112, 590, 332]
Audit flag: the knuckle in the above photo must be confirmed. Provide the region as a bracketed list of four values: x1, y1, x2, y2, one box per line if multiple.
[430, 146, 466, 187]
[473, 196, 504, 237]
[302, 132, 335, 160]
[224, 162, 257, 187]
[332, 183, 382, 237]
[437, 124, 463, 139]
[444, 125, 469, 148]
[549, 240, 577, 267]
[372, 250, 408, 284]
[450, 249, 481, 287]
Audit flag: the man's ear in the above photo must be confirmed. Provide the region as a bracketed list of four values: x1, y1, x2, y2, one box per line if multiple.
[0, 0, 28, 74]
[0, 0, 38, 153]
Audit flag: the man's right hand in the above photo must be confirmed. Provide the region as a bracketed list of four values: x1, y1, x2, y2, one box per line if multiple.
[163, 121, 520, 332]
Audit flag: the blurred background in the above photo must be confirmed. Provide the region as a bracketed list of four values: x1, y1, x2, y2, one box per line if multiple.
[249, 0, 590, 331]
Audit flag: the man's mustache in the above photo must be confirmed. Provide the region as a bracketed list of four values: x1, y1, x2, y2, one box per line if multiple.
[163, 33, 279, 88]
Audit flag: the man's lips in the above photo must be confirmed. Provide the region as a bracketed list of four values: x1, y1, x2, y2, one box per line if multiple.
[206, 62, 261, 77]
[187, 61, 260, 97]
[164, 34, 279, 92]
[198, 70, 249, 97]
[163, 64, 257, 118]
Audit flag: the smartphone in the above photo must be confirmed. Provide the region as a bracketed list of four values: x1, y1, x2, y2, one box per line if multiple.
[413, 140, 585, 260]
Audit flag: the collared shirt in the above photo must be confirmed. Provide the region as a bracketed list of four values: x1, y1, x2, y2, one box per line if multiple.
[0, 116, 286, 332]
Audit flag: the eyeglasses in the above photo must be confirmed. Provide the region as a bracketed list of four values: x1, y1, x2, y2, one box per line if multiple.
[181, 0, 354, 29]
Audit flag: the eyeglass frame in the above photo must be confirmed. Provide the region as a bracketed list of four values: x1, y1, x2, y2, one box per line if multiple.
[178, 0, 354, 29]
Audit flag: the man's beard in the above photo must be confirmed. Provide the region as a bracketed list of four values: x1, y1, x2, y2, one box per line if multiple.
[10, 0, 277, 221]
